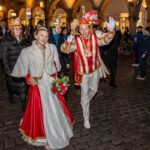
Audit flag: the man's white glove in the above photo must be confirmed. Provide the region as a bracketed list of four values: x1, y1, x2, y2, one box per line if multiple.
[67, 35, 75, 43]
[105, 17, 116, 32]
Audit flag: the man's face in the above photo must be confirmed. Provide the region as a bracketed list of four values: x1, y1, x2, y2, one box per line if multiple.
[79, 25, 90, 39]
[54, 26, 61, 34]
[35, 30, 48, 46]
[1, 21, 6, 27]
[137, 28, 142, 32]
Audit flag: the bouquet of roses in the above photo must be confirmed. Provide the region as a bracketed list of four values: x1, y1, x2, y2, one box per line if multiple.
[51, 76, 70, 95]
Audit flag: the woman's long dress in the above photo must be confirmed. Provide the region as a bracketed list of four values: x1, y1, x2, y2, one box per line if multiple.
[12, 42, 74, 149]
[20, 71, 73, 149]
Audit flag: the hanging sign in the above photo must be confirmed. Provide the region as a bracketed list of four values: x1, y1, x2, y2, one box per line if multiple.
[26, 8, 31, 19]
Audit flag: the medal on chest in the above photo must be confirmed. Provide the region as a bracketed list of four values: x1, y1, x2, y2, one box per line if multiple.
[83, 39, 92, 57]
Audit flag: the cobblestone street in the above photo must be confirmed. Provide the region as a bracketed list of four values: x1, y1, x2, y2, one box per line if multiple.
[0, 55, 150, 150]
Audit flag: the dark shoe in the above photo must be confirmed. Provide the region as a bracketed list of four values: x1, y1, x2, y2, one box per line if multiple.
[110, 84, 118, 88]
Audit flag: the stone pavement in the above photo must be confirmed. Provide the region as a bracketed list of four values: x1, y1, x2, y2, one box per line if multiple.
[0, 55, 150, 150]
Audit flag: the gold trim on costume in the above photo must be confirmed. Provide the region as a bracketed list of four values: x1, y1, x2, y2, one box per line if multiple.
[77, 37, 89, 73]
[62, 42, 72, 54]
[19, 128, 46, 142]
[96, 31, 115, 43]
[77, 65, 100, 75]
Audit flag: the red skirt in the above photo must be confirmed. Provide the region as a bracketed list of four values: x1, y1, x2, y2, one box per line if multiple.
[20, 74, 74, 142]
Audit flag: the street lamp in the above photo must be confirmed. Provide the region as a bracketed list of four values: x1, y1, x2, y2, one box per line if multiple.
[40, 1, 45, 8]
[0, 5, 4, 19]
[39, 0, 48, 27]
[0, 6, 2, 11]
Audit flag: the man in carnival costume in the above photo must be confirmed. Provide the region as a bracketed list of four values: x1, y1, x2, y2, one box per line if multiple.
[61, 6, 116, 129]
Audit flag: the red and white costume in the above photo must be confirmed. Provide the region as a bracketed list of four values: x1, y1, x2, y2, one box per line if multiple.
[61, 7, 115, 128]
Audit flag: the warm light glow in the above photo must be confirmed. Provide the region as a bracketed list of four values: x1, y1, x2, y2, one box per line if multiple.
[93, 0, 102, 7]
[0, 6, 2, 11]
[120, 13, 129, 18]
[11, 12, 17, 17]
[116, 21, 119, 26]
[137, 12, 143, 27]
[64, 0, 75, 9]
[40, 1, 44, 8]
[26, 0, 34, 8]
[142, 0, 147, 8]
[128, 0, 132, 2]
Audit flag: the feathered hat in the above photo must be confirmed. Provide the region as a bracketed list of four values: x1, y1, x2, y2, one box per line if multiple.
[80, 6, 90, 26]
[10, 17, 22, 29]
[50, 16, 61, 27]
[85, 10, 100, 25]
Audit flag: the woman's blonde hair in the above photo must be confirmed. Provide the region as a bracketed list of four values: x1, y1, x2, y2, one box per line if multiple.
[35, 27, 48, 35]
[10, 28, 23, 42]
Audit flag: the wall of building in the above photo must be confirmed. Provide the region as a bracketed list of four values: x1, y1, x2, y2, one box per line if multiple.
[104, 0, 128, 21]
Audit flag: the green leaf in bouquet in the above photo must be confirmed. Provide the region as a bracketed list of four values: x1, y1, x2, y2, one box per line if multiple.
[67, 83, 71, 87]
[61, 76, 66, 81]
[57, 77, 61, 82]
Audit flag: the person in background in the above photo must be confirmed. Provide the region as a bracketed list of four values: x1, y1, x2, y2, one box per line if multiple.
[29, 20, 44, 45]
[124, 27, 129, 44]
[36, 20, 44, 30]
[130, 26, 143, 67]
[48, 17, 67, 78]
[93, 24, 99, 33]
[62, 27, 70, 81]
[1, 17, 27, 112]
[101, 27, 121, 88]
[0, 19, 8, 90]
[136, 26, 150, 80]
[0, 19, 8, 41]
[24, 23, 34, 45]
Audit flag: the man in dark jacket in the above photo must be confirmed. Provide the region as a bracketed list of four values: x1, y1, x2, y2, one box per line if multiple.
[130, 26, 143, 67]
[101, 27, 121, 88]
[48, 18, 69, 77]
[0, 19, 8, 41]
[28, 20, 44, 45]
[136, 26, 150, 80]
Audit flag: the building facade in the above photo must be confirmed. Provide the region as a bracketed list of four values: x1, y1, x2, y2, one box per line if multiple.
[0, 0, 149, 33]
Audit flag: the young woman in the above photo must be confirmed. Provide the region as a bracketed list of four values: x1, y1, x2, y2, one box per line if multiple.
[12, 27, 73, 150]
[1, 17, 27, 112]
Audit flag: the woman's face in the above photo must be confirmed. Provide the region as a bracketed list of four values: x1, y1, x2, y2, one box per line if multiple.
[13, 27, 22, 37]
[63, 29, 68, 35]
[35, 30, 48, 46]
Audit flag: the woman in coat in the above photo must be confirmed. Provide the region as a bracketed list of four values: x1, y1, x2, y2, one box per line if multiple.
[1, 18, 27, 112]
[12, 27, 73, 150]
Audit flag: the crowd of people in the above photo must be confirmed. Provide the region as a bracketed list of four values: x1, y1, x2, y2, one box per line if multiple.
[0, 5, 150, 150]
[122, 26, 150, 80]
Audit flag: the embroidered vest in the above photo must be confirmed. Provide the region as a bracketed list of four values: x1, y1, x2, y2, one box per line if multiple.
[75, 34, 101, 75]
